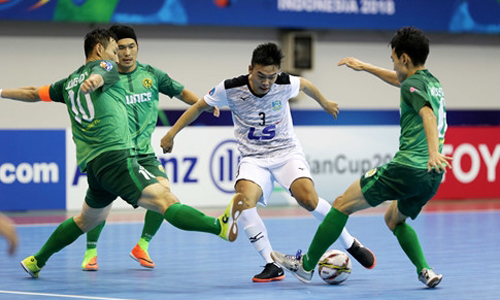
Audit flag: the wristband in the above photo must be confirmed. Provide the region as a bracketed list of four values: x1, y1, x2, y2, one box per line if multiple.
[0, 89, 3, 99]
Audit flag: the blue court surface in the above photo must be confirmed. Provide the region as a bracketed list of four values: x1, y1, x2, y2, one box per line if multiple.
[1, 207, 499, 300]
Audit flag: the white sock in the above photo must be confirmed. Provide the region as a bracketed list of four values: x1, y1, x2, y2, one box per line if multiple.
[311, 197, 355, 249]
[240, 207, 273, 264]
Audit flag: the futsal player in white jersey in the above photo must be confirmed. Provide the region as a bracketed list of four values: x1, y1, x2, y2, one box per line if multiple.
[161, 43, 375, 282]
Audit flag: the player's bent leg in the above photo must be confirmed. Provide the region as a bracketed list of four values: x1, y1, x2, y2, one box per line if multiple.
[137, 183, 239, 240]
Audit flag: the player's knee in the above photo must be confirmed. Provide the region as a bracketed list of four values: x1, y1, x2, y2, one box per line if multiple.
[295, 193, 318, 211]
[384, 212, 399, 231]
[332, 195, 352, 215]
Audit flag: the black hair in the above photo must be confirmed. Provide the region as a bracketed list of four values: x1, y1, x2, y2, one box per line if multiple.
[84, 28, 118, 59]
[251, 42, 284, 68]
[390, 27, 430, 66]
[109, 24, 138, 43]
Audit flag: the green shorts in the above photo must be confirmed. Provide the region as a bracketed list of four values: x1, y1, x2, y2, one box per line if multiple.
[85, 149, 159, 209]
[360, 162, 443, 219]
[137, 154, 168, 179]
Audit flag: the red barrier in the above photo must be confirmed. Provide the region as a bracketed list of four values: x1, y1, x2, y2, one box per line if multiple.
[435, 127, 500, 199]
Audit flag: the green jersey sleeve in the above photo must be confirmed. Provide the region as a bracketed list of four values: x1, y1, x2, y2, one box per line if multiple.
[400, 78, 430, 114]
[91, 60, 120, 92]
[151, 66, 184, 98]
[48, 78, 68, 103]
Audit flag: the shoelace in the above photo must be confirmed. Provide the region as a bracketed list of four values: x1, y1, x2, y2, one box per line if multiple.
[284, 249, 303, 261]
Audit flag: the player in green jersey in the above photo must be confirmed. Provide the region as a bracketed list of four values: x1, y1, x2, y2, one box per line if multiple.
[0, 28, 242, 278]
[271, 27, 452, 288]
[81, 24, 219, 271]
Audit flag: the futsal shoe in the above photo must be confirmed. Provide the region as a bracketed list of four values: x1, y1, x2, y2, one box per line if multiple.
[419, 268, 443, 288]
[346, 238, 376, 269]
[218, 194, 245, 242]
[252, 262, 285, 282]
[130, 244, 155, 268]
[81, 255, 99, 271]
[271, 250, 314, 283]
[21, 256, 42, 278]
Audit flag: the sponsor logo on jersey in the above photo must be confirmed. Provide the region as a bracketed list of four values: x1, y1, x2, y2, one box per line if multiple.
[209, 87, 216, 96]
[100, 61, 113, 71]
[126, 92, 152, 105]
[409, 87, 419, 93]
[272, 100, 282, 111]
[142, 78, 153, 89]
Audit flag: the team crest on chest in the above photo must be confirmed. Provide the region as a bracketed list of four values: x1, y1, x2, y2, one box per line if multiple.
[272, 100, 282, 111]
[142, 78, 153, 89]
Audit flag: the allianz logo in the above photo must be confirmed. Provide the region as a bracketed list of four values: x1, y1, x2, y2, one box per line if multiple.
[0, 162, 59, 184]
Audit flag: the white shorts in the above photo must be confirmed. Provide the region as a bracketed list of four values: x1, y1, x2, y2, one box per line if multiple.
[235, 152, 313, 206]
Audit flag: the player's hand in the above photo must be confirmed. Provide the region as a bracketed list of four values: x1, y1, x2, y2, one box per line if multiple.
[323, 100, 339, 119]
[427, 152, 453, 173]
[0, 213, 18, 256]
[81, 75, 104, 94]
[338, 57, 366, 71]
[161, 132, 175, 154]
[206, 105, 220, 118]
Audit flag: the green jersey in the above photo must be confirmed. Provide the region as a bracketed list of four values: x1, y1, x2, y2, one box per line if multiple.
[47, 60, 133, 171]
[121, 62, 184, 155]
[392, 69, 447, 169]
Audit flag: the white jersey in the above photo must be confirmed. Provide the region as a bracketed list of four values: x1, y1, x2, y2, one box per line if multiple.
[204, 73, 302, 159]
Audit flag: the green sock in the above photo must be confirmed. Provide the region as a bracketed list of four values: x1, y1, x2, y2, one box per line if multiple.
[393, 222, 430, 274]
[35, 217, 84, 267]
[140, 210, 165, 244]
[86, 220, 105, 251]
[164, 203, 220, 235]
[303, 207, 348, 271]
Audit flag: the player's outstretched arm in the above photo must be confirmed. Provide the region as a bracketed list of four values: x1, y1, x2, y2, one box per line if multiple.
[420, 106, 452, 173]
[161, 99, 212, 153]
[338, 57, 400, 87]
[0, 86, 42, 102]
[175, 88, 220, 117]
[299, 77, 339, 119]
[0, 213, 18, 256]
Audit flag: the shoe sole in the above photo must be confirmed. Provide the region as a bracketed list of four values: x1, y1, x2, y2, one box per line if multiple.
[349, 238, 377, 269]
[227, 194, 245, 242]
[129, 252, 155, 269]
[252, 275, 285, 283]
[82, 266, 99, 271]
[427, 276, 443, 288]
[20, 261, 38, 278]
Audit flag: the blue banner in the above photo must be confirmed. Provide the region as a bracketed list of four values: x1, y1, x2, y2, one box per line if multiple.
[1, 0, 499, 33]
[0, 130, 66, 211]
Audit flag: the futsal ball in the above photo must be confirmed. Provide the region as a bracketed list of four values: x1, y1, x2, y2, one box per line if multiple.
[318, 249, 352, 284]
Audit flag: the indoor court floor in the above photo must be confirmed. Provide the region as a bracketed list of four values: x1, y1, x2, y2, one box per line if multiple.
[1, 200, 499, 300]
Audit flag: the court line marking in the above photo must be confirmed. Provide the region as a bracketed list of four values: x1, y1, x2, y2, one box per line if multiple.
[0, 290, 139, 300]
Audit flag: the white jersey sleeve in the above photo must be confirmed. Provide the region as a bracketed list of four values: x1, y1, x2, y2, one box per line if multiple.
[289, 75, 301, 99]
[204, 81, 228, 107]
